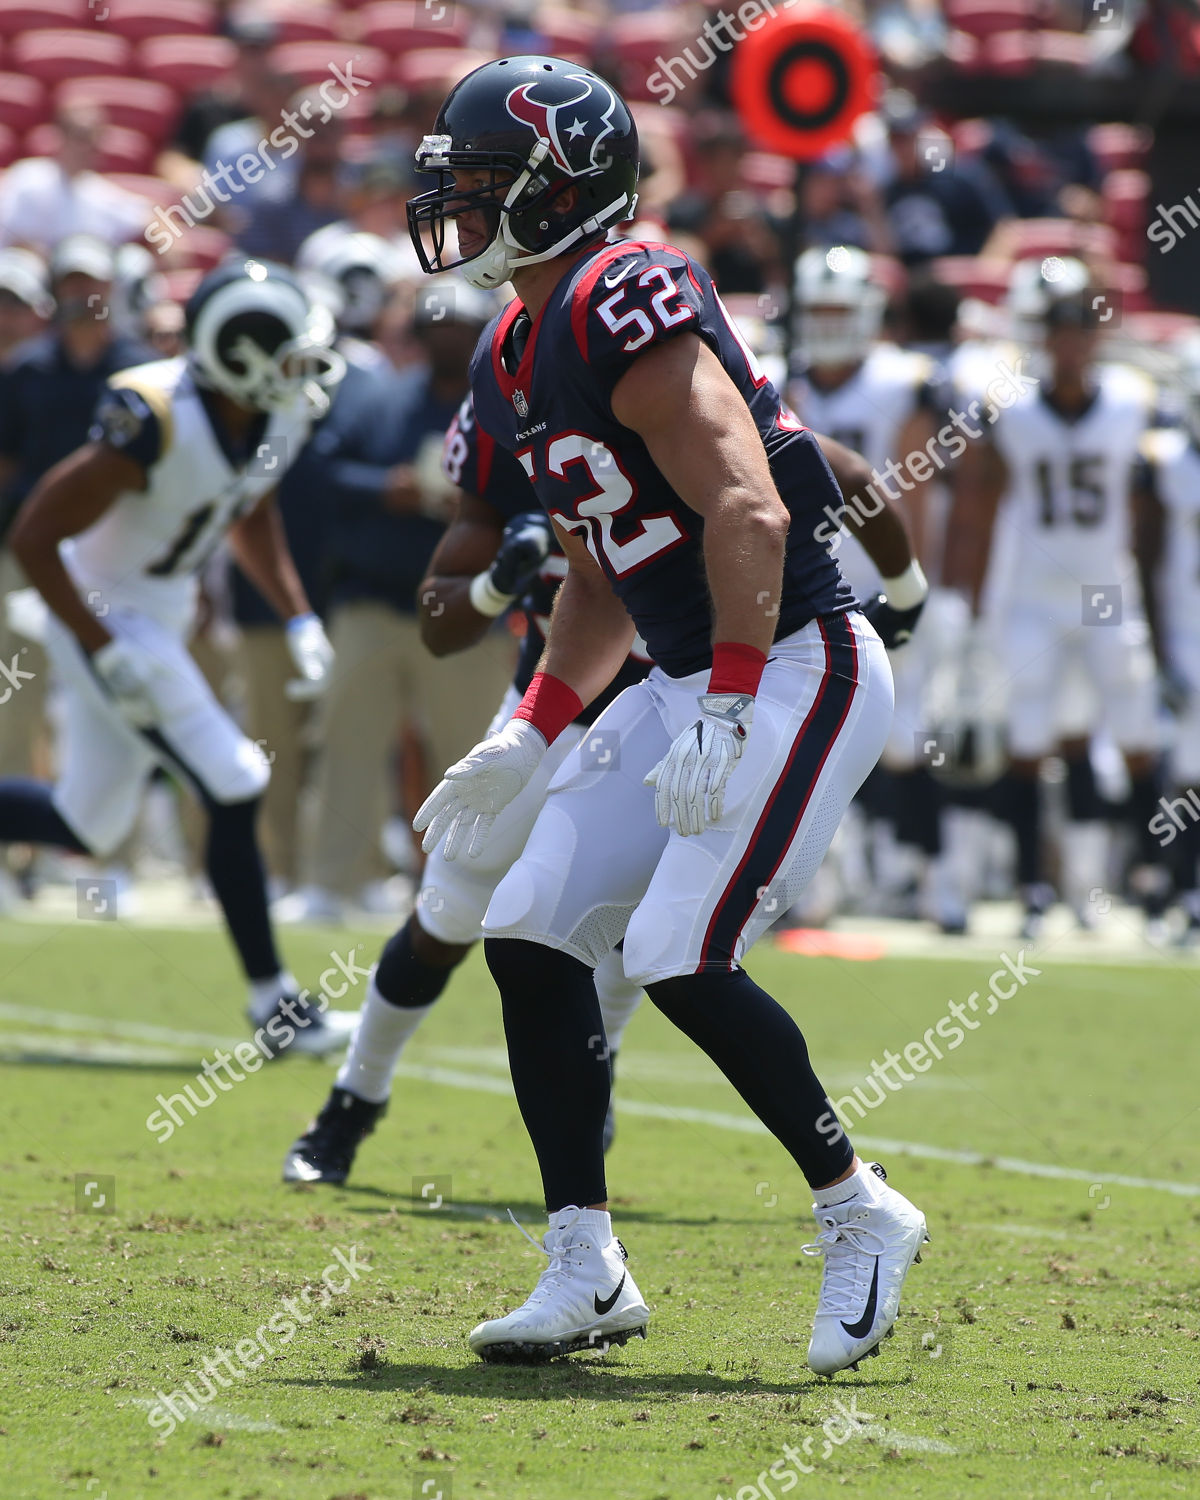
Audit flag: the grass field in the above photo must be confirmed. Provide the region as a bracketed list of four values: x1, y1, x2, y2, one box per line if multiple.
[2, 915, 1199, 1500]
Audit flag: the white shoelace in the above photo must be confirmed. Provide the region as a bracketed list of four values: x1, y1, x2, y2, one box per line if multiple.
[801, 1209, 887, 1317]
[507, 1207, 586, 1309]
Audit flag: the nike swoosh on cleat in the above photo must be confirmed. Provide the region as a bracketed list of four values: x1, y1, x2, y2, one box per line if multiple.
[594, 1271, 626, 1315]
[840, 1257, 880, 1339]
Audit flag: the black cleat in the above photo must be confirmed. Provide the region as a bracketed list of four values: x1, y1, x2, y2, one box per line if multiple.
[282, 1087, 385, 1184]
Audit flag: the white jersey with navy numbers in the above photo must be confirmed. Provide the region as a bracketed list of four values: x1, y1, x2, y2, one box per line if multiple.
[66, 357, 311, 635]
[1143, 425, 1200, 650]
[788, 344, 933, 600]
[988, 363, 1155, 602]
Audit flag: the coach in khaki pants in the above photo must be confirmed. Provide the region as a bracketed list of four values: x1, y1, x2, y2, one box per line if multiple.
[287, 285, 514, 919]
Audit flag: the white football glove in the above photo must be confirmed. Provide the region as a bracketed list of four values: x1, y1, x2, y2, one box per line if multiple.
[414, 717, 547, 861]
[645, 693, 754, 837]
[91, 637, 164, 727]
[285, 613, 334, 701]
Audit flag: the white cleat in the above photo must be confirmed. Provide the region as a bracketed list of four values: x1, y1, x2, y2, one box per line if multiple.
[468, 1207, 650, 1364]
[804, 1161, 928, 1376]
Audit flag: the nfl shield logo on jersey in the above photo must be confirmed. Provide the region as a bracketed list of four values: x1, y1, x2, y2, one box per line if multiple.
[513, 387, 529, 419]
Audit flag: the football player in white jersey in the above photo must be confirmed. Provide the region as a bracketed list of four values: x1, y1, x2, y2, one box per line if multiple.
[1135, 335, 1200, 942]
[788, 246, 951, 920]
[0, 259, 357, 1054]
[949, 258, 1166, 937]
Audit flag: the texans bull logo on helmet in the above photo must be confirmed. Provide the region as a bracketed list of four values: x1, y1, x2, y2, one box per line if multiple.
[504, 74, 618, 177]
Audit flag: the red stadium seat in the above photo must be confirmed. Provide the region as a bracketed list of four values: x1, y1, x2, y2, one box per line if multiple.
[944, 0, 1040, 40]
[980, 30, 1038, 74]
[0, 72, 48, 132]
[12, 28, 132, 83]
[56, 76, 179, 142]
[1088, 123, 1150, 175]
[534, 7, 601, 57]
[931, 255, 1015, 304]
[138, 34, 236, 93]
[1036, 31, 1098, 66]
[355, 1, 469, 54]
[268, 40, 388, 89]
[102, 0, 215, 42]
[0, 0, 89, 35]
[606, 12, 693, 102]
[393, 46, 490, 92]
[1008, 217, 1118, 263]
[269, 5, 344, 45]
[24, 120, 153, 172]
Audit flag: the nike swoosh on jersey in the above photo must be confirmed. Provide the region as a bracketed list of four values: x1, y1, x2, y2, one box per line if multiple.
[594, 1271, 626, 1315]
[603, 261, 636, 288]
[840, 1257, 880, 1339]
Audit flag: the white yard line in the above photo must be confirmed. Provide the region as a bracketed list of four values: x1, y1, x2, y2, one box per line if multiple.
[392, 1063, 1200, 1200]
[5, 1008, 1197, 1201]
[0, 1001, 245, 1051]
[856, 1425, 958, 1454]
[126, 1396, 283, 1434]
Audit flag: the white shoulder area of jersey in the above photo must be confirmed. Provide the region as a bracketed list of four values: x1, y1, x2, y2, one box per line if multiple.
[1097, 359, 1158, 411]
[108, 357, 187, 458]
[1140, 423, 1189, 468]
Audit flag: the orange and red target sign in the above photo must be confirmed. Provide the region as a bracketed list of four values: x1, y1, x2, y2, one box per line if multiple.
[731, 7, 877, 162]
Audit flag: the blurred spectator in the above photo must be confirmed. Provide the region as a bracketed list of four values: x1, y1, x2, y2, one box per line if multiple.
[0, 106, 149, 253]
[800, 150, 892, 254]
[0, 236, 152, 536]
[881, 92, 1013, 264]
[667, 116, 780, 292]
[177, 8, 283, 166]
[234, 87, 347, 263]
[144, 300, 185, 359]
[0, 235, 151, 803]
[0, 250, 52, 367]
[281, 282, 516, 923]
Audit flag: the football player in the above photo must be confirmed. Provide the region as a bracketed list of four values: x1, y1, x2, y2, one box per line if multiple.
[0, 259, 357, 1054]
[789, 246, 954, 923]
[282, 399, 922, 1183]
[406, 56, 929, 1375]
[1135, 335, 1200, 942]
[948, 258, 1166, 938]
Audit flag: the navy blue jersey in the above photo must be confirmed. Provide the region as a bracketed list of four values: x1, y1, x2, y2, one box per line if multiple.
[445, 393, 652, 726]
[469, 239, 853, 678]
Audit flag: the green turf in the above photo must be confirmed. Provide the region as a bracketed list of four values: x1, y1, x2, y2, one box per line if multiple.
[2, 920, 1199, 1500]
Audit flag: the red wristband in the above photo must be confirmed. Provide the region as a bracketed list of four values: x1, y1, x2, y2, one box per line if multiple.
[708, 641, 768, 696]
[512, 671, 584, 745]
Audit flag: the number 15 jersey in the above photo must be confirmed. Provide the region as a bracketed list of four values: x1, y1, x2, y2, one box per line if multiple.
[988, 363, 1155, 604]
[469, 239, 853, 678]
